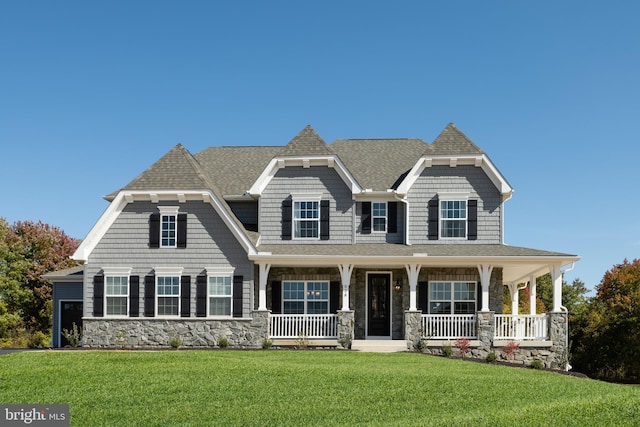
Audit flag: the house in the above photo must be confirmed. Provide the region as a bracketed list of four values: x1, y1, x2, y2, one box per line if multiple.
[48, 123, 578, 367]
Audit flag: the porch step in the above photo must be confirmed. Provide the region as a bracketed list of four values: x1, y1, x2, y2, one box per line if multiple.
[352, 340, 408, 353]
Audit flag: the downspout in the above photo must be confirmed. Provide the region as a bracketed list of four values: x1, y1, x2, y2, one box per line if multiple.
[394, 193, 410, 245]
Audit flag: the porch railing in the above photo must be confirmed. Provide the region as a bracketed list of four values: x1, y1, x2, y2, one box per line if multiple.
[494, 314, 549, 340]
[269, 314, 338, 339]
[421, 314, 478, 339]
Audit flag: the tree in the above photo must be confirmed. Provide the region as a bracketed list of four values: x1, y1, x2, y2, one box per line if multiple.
[571, 259, 640, 383]
[0, 218, 79, 347]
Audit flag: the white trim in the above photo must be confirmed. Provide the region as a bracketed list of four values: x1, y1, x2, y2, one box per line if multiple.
[292, 199, 321, 241]
[157, 206, 179, 215]
[439, 198, 468, 240]
[154, 267, 184, 276]
[365, 271, 393, 339]
[102, 267, 132, 276]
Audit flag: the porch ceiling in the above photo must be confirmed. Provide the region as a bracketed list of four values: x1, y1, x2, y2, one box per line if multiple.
[251, 244, 579, 285]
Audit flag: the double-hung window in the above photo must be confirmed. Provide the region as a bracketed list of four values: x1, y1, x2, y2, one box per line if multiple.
[372, 202, 387, 232]
[283, 281, 329, 314]
[208, 274, 233, 316]
[429, 281, 476, 314]
[155, 267, 183, 316]
[440, 199, 467, 239]
[104, 267, 131, 316]
[158, 206, 179, 248]
[293, 199, 320, 239]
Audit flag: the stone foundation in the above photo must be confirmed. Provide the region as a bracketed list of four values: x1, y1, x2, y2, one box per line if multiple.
[337, 310, 354, 349]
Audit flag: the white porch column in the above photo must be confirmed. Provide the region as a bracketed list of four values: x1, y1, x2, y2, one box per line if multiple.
[529, 274, 537, 315]
[258, 263, 271, 310]
[338, 264, 354, 311]
[477, 264, 493, 312]
[508, 283, 519, 315]
[550, 264, 563, 312]
[405, 264, 421, 311]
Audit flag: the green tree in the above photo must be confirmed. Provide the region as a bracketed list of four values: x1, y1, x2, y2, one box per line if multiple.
[0, 218, 79, 347]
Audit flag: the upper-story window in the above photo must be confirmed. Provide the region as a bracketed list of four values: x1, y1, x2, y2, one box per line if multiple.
[150, 207, 187, 249]
[293, 200, 319, 239]
[440, 200, 467, 239]
[158, 206, 179, 247]
[372, 202, 387, 232]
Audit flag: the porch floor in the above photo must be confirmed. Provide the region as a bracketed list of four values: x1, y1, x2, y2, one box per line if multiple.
[352, 340, 408, 353]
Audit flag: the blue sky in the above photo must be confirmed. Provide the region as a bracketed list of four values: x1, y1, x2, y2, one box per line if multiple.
[1, 1, 638, 293]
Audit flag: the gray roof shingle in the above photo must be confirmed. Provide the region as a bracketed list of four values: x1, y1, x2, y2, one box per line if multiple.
[426, 123, 484, 156]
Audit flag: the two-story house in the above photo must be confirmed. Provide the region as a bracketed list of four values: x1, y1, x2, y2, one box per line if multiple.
[48, 124, 578, 367]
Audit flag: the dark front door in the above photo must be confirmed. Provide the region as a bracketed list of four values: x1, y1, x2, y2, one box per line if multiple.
[60, 301, 83, 347]
[367, 274, 391, 337]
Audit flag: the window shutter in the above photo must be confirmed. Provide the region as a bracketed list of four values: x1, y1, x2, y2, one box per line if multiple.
[281, 199, 292, 240]
[361, 202, 371, 234]
[271, 281, 282, 314]
[477, 282, 483, 313]
[418, 281, 428, 313]
[388, 201, 398, 234]
[196, 274, 207, 317]
[467, 199, 478, 241]
[93, 275, 104, 317]
[149, 213, 160, 248]
[129, 276, 140, 317]
[320, 200, 330, 240]
[428, 198, 439, 240]
[330, 281, 340, 313]
[180, 275, 191, 317]
[177, 213, 188, 248]
[233, 275, 243, 318]
[144, 275, 155, 317]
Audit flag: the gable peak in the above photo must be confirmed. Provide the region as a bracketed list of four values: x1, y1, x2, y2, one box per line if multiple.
[278, 125, 334, 156]
[427, 123, 484, 156]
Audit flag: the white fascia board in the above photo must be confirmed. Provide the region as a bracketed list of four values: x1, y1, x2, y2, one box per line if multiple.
[72, 190, 257, 262]
[248, 156, 362, 196]
[395, 155, 513, 199]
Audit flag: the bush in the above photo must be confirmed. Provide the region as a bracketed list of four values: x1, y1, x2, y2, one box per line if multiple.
[486, 351, 498, 363]
[441, 343, 453, 357]
[501, 341, 520, 360]
[530, 359, 544, 369]
[454, 338, 470, 358]
[168, 336, 181, 349]
[218, 336, 229, 348]
[62, 322, 82, 347]
[262, 339, 273, 349]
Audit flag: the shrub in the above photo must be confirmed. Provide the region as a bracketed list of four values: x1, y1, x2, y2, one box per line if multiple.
[486, 351, 498, 363]
[295, 332, 309, 349]
[168, 336, 181, 349]
[501, 341, 520, 360]
[261, 339, 273, 349]
[62, 322, 82, 347]
[441, 343, 453, 357]
[454, 338, 470, 358]
[217, 336, 229, 348]
[530, 359, 544, 369]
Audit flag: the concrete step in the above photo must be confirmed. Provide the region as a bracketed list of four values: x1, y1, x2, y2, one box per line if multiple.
[352, 340, 408, 353]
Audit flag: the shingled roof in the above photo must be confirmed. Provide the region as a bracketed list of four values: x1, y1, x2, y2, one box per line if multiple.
[426, 123, 484, 156]
[277, 125, 334, 157]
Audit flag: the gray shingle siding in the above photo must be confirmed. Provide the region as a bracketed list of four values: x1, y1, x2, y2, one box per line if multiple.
[408, 165, 502, 244]
[85, 201, 253, 318]
[355, 201, 404, 244]
[259, 166, 354, 244]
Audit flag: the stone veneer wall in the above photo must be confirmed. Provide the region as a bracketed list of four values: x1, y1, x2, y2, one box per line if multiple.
[83, 311, 269, 348]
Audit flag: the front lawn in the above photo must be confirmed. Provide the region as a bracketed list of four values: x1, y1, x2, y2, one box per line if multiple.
[1, 350, 638, 426]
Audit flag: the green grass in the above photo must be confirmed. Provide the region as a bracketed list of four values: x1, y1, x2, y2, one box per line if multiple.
[1, 350, 639, 426]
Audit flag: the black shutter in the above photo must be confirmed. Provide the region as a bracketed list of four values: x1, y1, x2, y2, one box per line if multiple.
[144, 275, 155, 317]
[330, 281, 340, 313]
[149, 213, 160, 248]
[467, 199, 478, 241]
[477, 282, 483, 312]
[418, 281, 428, 313]
[271, 281, 282, 314]
[177, 213, 188, 248]
[361, 202, 372, 234]
[428, 198, 439, 240]
[196, 274, 207, 317]
[180, 275, 191, 317]
[281, 199, 292, 240]
[320, 200, 330, 240]
[233, 275, 243, 318]
[129, 276, 140, 317]
[388, 201, 398, 234]
[93, 275, 104, 317]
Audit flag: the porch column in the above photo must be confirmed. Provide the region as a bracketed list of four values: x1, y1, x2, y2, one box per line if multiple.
[529, 275, 537, 315]
[405, 264, 421, 311]
[477, 264, 493, 312]
[550, 264, 563, 312]
[258, 263, 271, 311]
[508, 283, 519, 315]
[338, 264, 354, 311]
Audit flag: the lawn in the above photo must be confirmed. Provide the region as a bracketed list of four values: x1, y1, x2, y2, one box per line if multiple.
[1, 350, 639, 426]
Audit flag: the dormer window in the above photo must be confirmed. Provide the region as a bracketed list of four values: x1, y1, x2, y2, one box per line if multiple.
[149, 207, 187, 248]
[440, 200, 467, 239]
[158, 206, 179, 247]
[372, 202, 387, 232]
[294, 200, 319, 239]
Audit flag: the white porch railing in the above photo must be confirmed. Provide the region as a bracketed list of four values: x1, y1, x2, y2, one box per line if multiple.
[421, 314, 477, 339]
[269, 314, 338, 339]
[494, 314, 549, 340]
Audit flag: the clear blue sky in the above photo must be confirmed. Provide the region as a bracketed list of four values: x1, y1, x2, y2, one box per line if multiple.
[1, 1, 638, 293]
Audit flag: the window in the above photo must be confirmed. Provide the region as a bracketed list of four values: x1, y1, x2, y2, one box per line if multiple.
[283, 281, 329, 314]
[429, 281, 476, 314]
[440, 200, 467, 238]
[158, 206, 180, 247]
[209, 276, 232, 316]
[372, 202, 387, 232]
[105, 276, 128, 316]
[293, 201, 319, 239]
[157, 276, 180, 316]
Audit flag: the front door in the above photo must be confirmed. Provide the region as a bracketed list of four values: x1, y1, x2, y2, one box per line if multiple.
[367, 273, 391, 337]
[60, 301, 83, 347]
